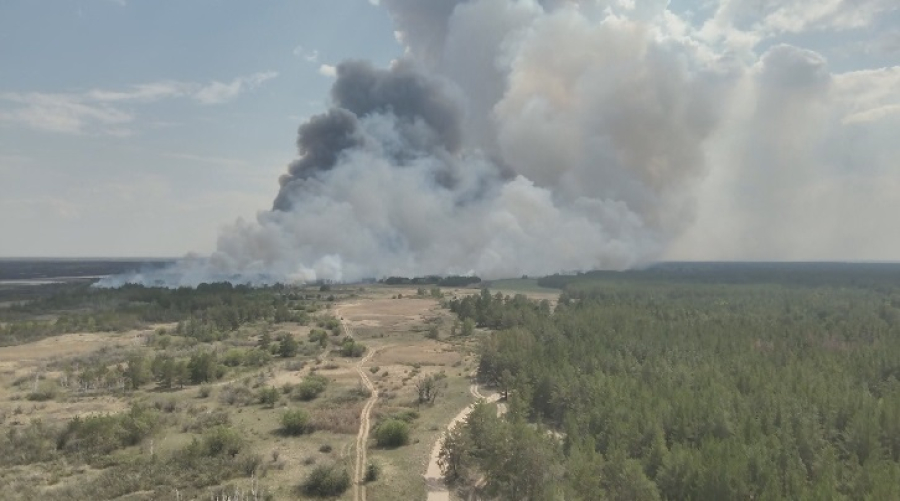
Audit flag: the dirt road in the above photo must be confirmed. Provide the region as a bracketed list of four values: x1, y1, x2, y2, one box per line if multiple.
[423, 384, 500, 501]
[338, 306, 380, 501]
[353, 346, 380, 501]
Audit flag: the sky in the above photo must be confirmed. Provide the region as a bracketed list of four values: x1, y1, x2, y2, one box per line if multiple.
[0, 0, 399, 257]
[1, 0, 899, 270]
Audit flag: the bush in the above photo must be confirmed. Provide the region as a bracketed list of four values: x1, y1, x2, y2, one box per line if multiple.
[258, 386, 279, 407]
[292, 374, 328, 401]
[27, 380, 59, 401]
[301, 464, 351, 497]
[190, 425, 243, 457]
[374, 419, 409, 448]
[281, 409, 313, 435]
[219, 384, 255, 406]
[340, 340, 366, 357]
[243, 348, 272, 367]
[365, 461, 381, 482]
[182, 409, 230, 433]
[222, 348, 245, 367]
[0, 419, 58, 466]
[57, 404, 159, 457]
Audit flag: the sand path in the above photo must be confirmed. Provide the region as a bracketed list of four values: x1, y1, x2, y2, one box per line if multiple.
[338, 306, 380, 501]
[423, 383, 500, 501]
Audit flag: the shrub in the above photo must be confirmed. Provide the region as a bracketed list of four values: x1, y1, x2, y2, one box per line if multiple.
[365, 461, 381, 482]
[219, 384, 255, 406]
[281, 408, 313, 435]
[301, 464, 351, 497]
[182, 409, 230, 433]
[243, 348, 272, 367]
[57, 404, 159, 457]
[222, 348, 245, 367]
[374, 419, 409, 448]
[27, 380, 59, 401]
[0, 419, 58, 466]
[190, 425, 243, 457]
[340, 340, 366, 357]
[257, 386, 279, 408]
[292, 375, 329, 401]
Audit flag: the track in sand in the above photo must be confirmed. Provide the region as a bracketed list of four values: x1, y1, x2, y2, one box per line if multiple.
[339, 308, 381, 501]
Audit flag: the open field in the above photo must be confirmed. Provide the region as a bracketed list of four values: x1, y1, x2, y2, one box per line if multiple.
[0, 281, 497, 500]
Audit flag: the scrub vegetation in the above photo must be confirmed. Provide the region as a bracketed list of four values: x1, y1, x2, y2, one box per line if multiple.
[0, 278, 477, 500]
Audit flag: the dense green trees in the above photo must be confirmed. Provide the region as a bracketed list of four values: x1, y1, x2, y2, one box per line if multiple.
[444, 269, 900, 499]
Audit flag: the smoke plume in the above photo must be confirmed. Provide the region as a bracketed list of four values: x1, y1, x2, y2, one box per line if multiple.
[99, 0, 900, 287]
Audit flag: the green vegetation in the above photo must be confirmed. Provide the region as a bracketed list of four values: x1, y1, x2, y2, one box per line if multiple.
[281, 408, 314, 435]
[0, 279, 374, 499]
[340, 337, 367, 357]
[293, 374, 329, 401]
[365, 460, 381, 482]
[0, 281, 311, 346]
[444, 265, 900, 500]
[375, 419, 410, 448]
[301, 463, 352, 497]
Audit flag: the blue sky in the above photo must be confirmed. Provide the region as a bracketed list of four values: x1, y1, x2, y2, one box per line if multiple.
[1, 0, 898, 264]
[0, 0, 400, 256]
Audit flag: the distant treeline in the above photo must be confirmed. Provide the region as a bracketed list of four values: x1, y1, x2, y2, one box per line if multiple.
[379, 275, 481, 287]
[538, 262, 900, 290]
[0, 259, 175, 280]
[0, 282, 312, 346]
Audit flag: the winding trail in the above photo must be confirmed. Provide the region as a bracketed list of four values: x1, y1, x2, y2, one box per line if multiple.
[353, 345, 380, 501]
[423, 383, 500, 501]
[337, 306, 380, 501]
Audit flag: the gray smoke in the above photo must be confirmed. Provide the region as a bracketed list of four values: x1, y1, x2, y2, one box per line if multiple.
[98, 0, 900, 287]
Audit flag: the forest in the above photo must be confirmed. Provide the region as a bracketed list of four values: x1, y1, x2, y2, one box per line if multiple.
[444, 264, 900, 500]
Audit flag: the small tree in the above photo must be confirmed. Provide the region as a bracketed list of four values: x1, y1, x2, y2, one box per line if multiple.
[415, 374, 443, 406]
[461, 318, 475, 337]
[340, 339, 366, 357]
[187, 351, 218, 384]
[258, 330, 272, 349]
[278, 333, 299, 358]
[124, 354, 150, 390]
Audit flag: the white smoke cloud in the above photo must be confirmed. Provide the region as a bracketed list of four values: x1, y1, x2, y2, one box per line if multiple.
[99, 0, 900, 287]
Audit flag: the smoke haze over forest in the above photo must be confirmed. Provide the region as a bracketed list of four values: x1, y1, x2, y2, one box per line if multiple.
[2, 1, 897, 286]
